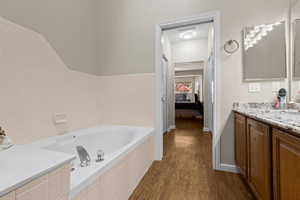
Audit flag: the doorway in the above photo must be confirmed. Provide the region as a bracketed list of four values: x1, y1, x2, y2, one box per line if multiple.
[154, 11, 221, 170]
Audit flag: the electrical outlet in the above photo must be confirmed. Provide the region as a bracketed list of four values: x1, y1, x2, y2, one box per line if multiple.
[248, 83, 261, 93]
[53, 113, 68, 135]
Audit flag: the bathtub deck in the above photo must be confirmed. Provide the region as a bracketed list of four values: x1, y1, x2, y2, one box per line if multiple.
[129, 118, 254, 200]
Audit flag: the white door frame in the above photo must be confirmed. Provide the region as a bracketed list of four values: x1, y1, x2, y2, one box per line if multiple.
[162, 55, 169, 133]
[154, 11, 222, 170]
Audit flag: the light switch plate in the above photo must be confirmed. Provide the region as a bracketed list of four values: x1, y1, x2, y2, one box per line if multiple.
[248, 83, 261, 93]
[272, 82, 281, 92]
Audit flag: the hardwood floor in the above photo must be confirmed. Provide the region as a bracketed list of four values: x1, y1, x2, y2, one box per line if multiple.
[129, 118, 254, 200]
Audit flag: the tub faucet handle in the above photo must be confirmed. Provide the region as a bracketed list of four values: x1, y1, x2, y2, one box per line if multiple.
[96, 150, 104, 162]
[76, 145, 91, 167]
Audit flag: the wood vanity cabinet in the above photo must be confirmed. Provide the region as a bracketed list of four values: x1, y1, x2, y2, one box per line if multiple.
[235, 112, 300, 200]
[272, 129, 300, 200]
[234, 113, 247, 179]
[246, 119, 272, 200]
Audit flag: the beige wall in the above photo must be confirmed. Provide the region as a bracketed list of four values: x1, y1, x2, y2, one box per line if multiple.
[98, 74, 155, 127]
[96, 0, 288, 165]
[0, 0, 99, 75]
[0, 17, 101, 144]
[0, 17, 155, 145]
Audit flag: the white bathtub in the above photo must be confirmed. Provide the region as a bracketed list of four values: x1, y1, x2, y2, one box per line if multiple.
[33, 125, 155, 199]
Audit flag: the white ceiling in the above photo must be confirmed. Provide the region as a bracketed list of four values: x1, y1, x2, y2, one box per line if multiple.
[164, 23, 211, 44]
[174, 61, 204, 72]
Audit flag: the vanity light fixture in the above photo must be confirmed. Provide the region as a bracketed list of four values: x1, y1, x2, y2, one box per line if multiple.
[256, 35, 262, 41]
[244, 21, 283, 51]
[261, 30, 268, 36]
[274, 21, 282, 26]
[266, 24, 274, 31]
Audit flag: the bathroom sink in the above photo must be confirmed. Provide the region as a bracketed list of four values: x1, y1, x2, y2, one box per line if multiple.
[263, 111, 300, 126]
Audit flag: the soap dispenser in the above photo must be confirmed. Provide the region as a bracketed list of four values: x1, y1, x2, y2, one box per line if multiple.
[278, 88, 287, 109]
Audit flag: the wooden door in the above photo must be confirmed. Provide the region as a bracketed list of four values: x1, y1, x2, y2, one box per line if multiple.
[247, 119, 272, 200]
[234, 113, 247, 179]
[273, 129, 300, 200]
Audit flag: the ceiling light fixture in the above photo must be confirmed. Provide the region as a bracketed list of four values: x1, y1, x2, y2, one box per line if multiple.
[179, 30, 197, 40]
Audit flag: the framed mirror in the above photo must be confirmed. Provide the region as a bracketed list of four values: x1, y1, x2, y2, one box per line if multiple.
[291, 0, 300, 101]
[242, 21, 287, 81]
[293, 20, 300, 79]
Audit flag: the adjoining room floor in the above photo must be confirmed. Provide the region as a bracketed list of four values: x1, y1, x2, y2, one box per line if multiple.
[129, 119, 254, 200]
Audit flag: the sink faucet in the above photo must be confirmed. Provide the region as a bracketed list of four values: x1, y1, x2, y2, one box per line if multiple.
[76, 146, 91, 167]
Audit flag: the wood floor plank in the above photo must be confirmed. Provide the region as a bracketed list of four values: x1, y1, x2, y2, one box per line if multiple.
[129, 119, 254, 200]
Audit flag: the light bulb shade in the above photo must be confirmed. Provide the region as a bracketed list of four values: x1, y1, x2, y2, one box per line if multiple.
[179, 31, 197, 40]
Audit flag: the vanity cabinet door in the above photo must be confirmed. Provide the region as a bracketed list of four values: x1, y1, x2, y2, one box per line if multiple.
[247, 119, 272, 200]
[273, 129, 300, 200]
[234, 113, 247, 179]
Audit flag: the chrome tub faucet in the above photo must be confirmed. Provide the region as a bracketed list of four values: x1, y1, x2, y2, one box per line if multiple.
[76, 145, 91, 167]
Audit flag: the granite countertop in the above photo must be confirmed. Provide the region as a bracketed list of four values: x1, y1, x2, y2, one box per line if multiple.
[233, 103, 300, 136]
[0, 145, 75, 197]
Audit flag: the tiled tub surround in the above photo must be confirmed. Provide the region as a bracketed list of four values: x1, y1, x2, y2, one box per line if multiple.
[233, 103, 300, 135]
[33, 125, 155, 200]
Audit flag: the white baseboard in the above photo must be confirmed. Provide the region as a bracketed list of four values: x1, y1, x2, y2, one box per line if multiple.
[203, 127, 210, 132]
[219, 163, 240, 174]
[168, 125, 176, 132]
